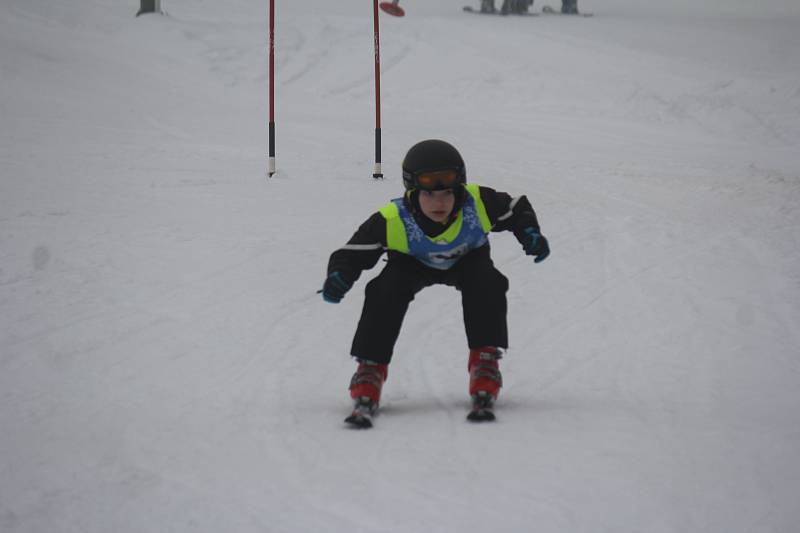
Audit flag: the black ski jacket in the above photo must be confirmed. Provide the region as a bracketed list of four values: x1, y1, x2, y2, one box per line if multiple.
[326, 185, 542, 284]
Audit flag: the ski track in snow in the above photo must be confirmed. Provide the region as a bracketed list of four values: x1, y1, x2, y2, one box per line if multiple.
[1, 0, 800, 532]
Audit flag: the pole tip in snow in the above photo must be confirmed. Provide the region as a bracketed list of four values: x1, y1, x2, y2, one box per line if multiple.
[268, 157, 276, 177]
[379, 1, 405, 17]
[373, 163, 384, 180]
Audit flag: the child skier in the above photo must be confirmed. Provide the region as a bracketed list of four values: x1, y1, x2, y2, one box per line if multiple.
[321, 140, 550, 426]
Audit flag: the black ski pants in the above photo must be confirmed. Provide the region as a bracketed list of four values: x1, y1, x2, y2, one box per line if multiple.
[351, 246, 509, 364]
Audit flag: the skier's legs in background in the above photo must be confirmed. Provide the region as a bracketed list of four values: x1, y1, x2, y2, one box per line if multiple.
[481, 0, 496, 13]
[561, 0, 578, 14]
[508, 0, 532, 14]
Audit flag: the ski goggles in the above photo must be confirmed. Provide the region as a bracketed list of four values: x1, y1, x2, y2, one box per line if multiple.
[415, 169, 460, 190]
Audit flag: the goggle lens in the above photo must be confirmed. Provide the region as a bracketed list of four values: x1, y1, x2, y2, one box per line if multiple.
[416, 170, 458, 189]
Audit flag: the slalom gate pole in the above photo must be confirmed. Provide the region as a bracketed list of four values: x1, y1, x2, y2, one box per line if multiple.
[268, 0, 276, 177]
[372, 0, 383, 179]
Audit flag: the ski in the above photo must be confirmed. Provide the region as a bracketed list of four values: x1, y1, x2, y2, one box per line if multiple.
[344, 397, 377, 429]
[467, 391, 496, 422]
[541, 5, 594, 17]
[463, 6, 539, 16]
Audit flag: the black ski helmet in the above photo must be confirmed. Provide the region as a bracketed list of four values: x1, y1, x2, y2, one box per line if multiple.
[401, 139, 466, 191]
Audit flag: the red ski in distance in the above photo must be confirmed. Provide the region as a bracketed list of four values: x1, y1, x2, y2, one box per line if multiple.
[379, 1, 405, 17]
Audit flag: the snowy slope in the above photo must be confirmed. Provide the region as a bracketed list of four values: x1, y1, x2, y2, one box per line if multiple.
[1, 1, 799, 532]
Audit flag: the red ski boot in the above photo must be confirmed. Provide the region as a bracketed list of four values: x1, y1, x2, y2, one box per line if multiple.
[467, 347, 503, 422]
[345, 360, 388, 428]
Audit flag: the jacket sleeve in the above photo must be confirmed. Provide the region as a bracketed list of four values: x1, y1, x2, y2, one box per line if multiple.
[326, 212, 387, 283]
[478, 186, 543, 244]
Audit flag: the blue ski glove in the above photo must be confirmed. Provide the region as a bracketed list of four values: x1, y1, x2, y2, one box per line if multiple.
[321, 271, 353, 303]
[522, 228, 550, 263]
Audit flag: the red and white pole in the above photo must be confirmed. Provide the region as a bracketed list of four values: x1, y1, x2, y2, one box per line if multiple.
[372, 0, 383, 179]
[268, 0, 276, 177]
[372, 1, 404, 179]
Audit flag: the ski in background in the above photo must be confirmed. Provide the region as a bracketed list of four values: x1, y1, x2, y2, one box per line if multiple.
[541, 5, 594, 17]
[463, 6, 539, 16]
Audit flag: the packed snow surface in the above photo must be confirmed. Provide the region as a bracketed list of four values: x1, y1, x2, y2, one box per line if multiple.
[1, 1, 799, 532]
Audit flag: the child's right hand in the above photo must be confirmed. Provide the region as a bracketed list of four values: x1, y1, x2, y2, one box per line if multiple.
[321, 272, 353, 303]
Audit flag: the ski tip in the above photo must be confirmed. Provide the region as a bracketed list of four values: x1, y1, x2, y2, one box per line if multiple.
[344, 397, 376, 429]
[344, 414, 374, 429]
[467, 391, 496, 422]
[467, 409, 496, 422]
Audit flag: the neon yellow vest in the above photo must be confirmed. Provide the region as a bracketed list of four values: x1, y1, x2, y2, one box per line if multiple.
[379, 184, 493, 268]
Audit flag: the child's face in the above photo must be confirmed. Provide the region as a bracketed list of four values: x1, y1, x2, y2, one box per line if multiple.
[418, 189, 456, 223]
